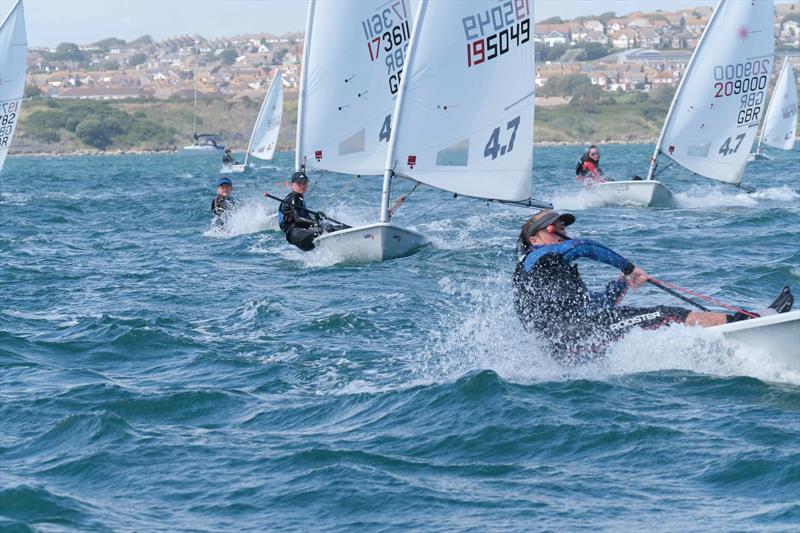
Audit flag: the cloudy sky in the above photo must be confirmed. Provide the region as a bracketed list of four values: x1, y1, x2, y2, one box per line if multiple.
[5, 0, 795, 48]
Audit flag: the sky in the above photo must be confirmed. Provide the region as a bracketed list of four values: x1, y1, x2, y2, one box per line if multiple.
[4, 0, 796, 49]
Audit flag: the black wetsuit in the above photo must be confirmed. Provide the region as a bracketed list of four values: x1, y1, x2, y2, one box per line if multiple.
[222, 153, 234, 164]
[279, 191, 322, 251]
[211, 195, 236, 222]
[513, 238, 690, 361]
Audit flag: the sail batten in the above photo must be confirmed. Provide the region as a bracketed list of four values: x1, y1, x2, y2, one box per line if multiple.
[0, 0, 27, 172]
[652, 0, 775, 186]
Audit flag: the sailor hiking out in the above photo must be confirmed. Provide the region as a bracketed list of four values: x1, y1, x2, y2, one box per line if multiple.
[575, 145, 607, 185]
[211, 177, 236, 224]
[279, 171, 345, 251]
[512, 210, 794, 362]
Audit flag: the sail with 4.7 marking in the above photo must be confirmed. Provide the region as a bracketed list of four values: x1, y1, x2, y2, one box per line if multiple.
[295, 0, 416, 175]
[387, 0, 534, 201]
[0, 0, 27, 172]
[650, 0, 774, 186]
[760, 59, 798, 151]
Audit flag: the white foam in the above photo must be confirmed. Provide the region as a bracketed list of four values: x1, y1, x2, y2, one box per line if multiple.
[203, 197, 280, 238]
[674, 185, 798, 209]
[417, 273, 800, 386]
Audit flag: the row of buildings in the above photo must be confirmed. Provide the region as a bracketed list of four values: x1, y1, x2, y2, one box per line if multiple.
[534, 4, 800, 50]
[23, 5, 800, 101]
[26, 32, 304, 100]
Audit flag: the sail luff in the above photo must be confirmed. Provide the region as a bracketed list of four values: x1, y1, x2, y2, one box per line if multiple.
[379, 0, 429, 222]
[295, 0, 316, 172]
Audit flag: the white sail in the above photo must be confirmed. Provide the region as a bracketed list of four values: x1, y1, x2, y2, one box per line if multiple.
[0, 0, 27, 172]
[295, 0, 416, 175]
[245, 71, 283, 165]
[653, 0, 774, 186]
[761, 59, 798, 151]
[386, 0, 534, 201]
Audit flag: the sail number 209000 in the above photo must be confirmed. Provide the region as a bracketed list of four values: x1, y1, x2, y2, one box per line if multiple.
[712, 59, 770, 125]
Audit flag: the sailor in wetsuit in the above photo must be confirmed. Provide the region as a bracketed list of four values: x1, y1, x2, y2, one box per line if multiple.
[279, 171, 324, 251]
[575, 145, 608, 185]
[211, 177, 236, 223]
[512, 210, 792, 362]
[222, 148, 235, 165]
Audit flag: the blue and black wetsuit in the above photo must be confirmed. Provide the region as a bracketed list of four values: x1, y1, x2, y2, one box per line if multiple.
[512, 238, 689, 360]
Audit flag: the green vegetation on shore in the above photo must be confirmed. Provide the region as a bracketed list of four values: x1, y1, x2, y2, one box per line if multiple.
[15, 82, 796, 153]
[14, 95, 299, 154]
[23, 99, 178, 150]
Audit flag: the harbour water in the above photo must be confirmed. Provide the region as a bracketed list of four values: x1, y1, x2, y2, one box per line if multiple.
[1, 144, 799, 530]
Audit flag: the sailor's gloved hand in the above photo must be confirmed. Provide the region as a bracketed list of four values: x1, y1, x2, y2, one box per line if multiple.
[627, 266, 649, 289]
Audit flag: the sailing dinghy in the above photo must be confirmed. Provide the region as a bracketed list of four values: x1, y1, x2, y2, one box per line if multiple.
[589, 0, 775, 207]
[0, 0, 27, 173]
[291, 0, 425, 261]
[307, 0, 550, 262]
[748, 58, 798, 161]
[222, 71, 283, 174]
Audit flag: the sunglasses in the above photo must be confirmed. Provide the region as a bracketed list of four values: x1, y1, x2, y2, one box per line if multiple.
[590, 152, 599, 156]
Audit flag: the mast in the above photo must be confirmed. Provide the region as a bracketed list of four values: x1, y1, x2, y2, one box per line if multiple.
[192, 40, 198, 140]
[295, 0, 316, 172]
[647, 0, 725, 181]
[380, 0, 428, 222]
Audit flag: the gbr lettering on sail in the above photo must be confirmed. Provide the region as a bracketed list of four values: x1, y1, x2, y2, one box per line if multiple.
[361, 0, 413, 97]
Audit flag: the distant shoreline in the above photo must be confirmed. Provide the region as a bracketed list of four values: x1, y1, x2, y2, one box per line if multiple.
[9, 139, 658, 158]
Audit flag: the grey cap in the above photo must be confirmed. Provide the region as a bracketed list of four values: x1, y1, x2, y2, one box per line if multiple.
[520, 210, 575, 242]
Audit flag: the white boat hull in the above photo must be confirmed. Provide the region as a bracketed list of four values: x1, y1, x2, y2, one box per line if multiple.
[313, 222, 429, 263]
[182, 145, 225, 155]
[711, 310, 800, 373]
[220, 163, 248, 174]
[265, 213, 280, 231]
[586, 180, 675, 207]
[747, 152, 770, 162]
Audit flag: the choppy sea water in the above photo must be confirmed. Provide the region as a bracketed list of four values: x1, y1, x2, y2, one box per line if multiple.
[1, 144, 799, 531]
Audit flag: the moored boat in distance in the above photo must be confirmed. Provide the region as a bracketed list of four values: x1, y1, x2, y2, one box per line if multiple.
[182, 40, 224, 155]
[183, 134, 225, 155]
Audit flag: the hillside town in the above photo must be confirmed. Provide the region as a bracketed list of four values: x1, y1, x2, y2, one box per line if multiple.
[23, 4, 800, 102]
